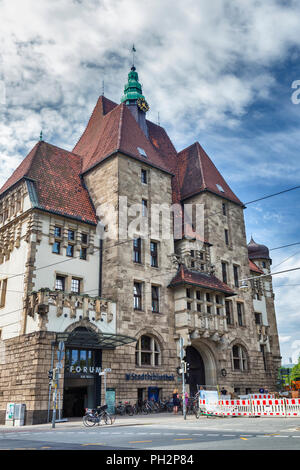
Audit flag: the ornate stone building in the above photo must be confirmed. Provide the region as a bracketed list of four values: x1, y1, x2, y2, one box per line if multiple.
[0, 65, 281, 424]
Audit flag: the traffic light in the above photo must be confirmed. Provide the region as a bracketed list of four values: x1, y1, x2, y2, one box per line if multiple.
[48, 370, 53, 384]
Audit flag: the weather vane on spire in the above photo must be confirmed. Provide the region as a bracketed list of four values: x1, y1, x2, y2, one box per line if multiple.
[132, 44, 136, 68]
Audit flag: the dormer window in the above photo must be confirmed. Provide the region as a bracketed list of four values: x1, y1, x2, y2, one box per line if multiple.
[216, 184, 225, 193]
[137, 147, 147, 158]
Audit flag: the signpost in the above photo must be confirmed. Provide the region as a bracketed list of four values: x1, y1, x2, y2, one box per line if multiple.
[179, 337, 187, 421]
[98, 368, 112, 405]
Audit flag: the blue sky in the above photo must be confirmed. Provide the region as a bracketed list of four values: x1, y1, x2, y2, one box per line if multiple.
[0, 0, 300, 364]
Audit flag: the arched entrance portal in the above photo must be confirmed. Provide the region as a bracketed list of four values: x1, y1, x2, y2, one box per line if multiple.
[185, 346, 205, 397]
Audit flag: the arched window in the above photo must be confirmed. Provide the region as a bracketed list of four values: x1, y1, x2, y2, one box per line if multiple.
[231, 344, 248, 371]
[135, 335, 161, 367]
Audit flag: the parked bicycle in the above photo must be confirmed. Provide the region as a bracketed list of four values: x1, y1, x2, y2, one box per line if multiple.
[83, 404, 115, 426]
[115, 401, 134, 416]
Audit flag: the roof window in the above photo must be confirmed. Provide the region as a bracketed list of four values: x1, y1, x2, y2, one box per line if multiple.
[137, 147, 147, 158]
[216, 184, 225, 193]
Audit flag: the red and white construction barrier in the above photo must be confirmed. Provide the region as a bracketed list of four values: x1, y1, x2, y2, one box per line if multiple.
[250, 394, 273, 400]
[218, 399, 252, 416]
[198, 397, 300, 417]
[286, 398, 300, 417]
[251, 399, 285, 416]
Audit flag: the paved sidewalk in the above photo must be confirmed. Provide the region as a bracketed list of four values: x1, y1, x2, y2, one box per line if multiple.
[0, 412, 201, 432]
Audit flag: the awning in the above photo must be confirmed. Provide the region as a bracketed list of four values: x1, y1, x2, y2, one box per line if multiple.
[55, 328, 137, 350]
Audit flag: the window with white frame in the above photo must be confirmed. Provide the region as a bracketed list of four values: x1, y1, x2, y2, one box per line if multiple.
[135, 335, 161, 366]
[232, 344, 248, 371]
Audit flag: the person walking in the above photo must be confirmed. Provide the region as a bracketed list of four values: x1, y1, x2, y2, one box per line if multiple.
[172, 388, 180, 414]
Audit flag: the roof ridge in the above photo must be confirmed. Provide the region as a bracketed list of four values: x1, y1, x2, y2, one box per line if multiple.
[117, 103, 125, 150]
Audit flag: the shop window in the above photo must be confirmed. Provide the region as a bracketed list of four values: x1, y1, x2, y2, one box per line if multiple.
[135, 335, 161, 367]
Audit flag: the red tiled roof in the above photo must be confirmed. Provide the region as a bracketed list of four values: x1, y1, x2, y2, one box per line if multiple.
[73, 96, 173, 176]
[0, 141, 97, 225]
[249, 259, 264, 274]
[168, 264, 236, 296]
[177, 142, 244, 206]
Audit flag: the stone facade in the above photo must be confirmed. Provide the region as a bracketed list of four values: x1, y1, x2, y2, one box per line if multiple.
[0, 66, 282, 424]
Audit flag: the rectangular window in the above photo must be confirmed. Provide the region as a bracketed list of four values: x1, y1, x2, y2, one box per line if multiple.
[187, 301, 191, 311]
[216, 295, 220, 304]
[233, 265, 239, 288]
[186, 288, 192, 298]
[225, 229, 229, 245]
[151, 286, 159, 313]
[142, 199, 148, 217]
[71, 278, 81, 294]
[150, 241, 158, 267]
[237, 302, 244, 326]
[255, 312, 262, 324]
[0, 279, 7, 308]
[206, 293, 211, 302]
[80, 247, 87, 260]
[260, 344, 267, 371]
[55, 276, 65, 291]
[141, 169, 147, 184]
[81, 233, 88, 245]
[207, 305, 211, 314]
[52, 241, 61, 254]
[134, 282, 142, 310]
[225, 300, 233, 325]
[190, 250, 195, 257]
[133, 238, 142, 263]
[68, 229, 75, 241]
[222, 262, 227, 284]
[66, 244, 74, 257]
[196, 291, 201, 300]
[222, 203, 227, 216]
[197, 303, 201, 312]
[54, 226, 62, 238]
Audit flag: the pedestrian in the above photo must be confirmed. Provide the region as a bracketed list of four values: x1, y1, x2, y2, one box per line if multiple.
[220, 387, 227, 396]
[172, 388, 180, 414]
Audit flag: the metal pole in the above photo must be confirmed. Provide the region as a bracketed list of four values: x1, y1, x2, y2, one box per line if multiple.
[47, 341, 55, 422]
[52, 383, 57, 429]
[104, 371, 107, 405]
[182, 360, 186, 420]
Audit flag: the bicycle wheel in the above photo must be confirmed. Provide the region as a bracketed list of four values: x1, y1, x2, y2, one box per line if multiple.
[103, 412, 115, 425]
[83, 415, 97, 427]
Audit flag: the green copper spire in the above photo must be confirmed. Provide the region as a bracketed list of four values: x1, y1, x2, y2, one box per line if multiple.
[121, 66, 145, 104]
